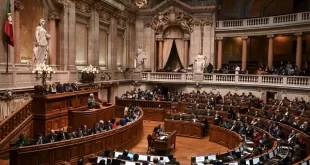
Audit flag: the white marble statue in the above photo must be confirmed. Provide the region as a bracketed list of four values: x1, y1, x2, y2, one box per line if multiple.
[194, 53, 206, 73]
[33, 18, 51, 66]
[136, 45, 146, 69]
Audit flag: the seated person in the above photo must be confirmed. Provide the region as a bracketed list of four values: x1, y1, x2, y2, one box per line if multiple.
[64, 83, 73, 92]
[71, 83, 79, 91]
[57, 128, 69, 141]
[15, 133, 30, 147]
[36, 133, 44, 145]
[88, 93, 100, 109]
[46, 130, 57, 143]
[50, 83, 57, 94]
[167, 154, 180, 165]
[56, 83, 64, 93]
[93, 122, 101, 134]
[117, 150, 131, 160]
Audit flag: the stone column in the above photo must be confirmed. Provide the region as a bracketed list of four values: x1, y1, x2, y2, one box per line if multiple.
[267, 34, 274, 69]
[158, 39, 163, 69]
[241, 36, 248, 70]
[216, 37, 223, 69]
[295, 32, 303, 69]
[14, 0, 23, 65]
[48, 12, 59, 67]
[68, 2, 76, 70]
[183, 39, 189, 68]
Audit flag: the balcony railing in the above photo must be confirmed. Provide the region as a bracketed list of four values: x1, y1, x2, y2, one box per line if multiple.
[216, 11, 310, 31]
[141, 72, 310, 88]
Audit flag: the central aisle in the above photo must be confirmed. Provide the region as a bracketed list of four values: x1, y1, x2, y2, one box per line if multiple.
[130, 120, 229, 164]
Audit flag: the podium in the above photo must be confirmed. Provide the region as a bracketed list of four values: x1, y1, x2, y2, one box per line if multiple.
[31, 89, 99, 135]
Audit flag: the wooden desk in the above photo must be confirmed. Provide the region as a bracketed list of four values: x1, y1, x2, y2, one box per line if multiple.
[164, 119, 204, 138]
[209, 124, 243, 149]
[10, 108, 144, 165]
[32, 89, 99, 135]
[68, 103, 115, 131]
[153, 130, 177, 153]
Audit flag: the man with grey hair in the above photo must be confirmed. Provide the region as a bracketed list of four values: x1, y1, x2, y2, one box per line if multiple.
[88, 93, 98, 109]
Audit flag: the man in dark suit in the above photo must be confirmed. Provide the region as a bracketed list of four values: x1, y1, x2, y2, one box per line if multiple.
[45, 130, 57, 143]
[57, 128, 69, 141]
[167, 154, 180, 165]
[117, 150, 131, 160]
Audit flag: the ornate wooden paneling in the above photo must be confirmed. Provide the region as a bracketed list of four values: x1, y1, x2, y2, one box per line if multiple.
[10, 107, 143, 165]
[209, 124, 243, 150]
[32, 89, 99, 135]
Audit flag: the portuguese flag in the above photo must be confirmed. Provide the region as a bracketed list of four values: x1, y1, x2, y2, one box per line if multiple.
[4, 0, 14, 46]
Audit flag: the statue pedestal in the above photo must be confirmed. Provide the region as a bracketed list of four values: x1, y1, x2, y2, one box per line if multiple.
[193, 73, 204, 81]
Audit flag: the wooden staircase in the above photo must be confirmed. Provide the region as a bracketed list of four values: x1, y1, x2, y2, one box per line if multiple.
[0, 99, 33, 158]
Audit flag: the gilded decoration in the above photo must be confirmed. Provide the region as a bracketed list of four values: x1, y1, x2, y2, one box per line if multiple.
[151, 7, 193, 33]
[75, 0, 91, 13]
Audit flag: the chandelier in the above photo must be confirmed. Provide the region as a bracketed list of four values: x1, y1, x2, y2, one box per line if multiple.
[32, 64, 55, 87]
[134, 0, 147, 8]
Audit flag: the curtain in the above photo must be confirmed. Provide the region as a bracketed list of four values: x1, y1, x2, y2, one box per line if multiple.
[174, 39, 185, 68]
[163, 39, 174, 68]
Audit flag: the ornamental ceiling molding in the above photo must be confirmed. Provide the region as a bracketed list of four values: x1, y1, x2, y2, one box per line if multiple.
[138, 0, 215, 16]
[150, 7, 194, 34]
[193, 18, 213, 26]
[114, 0, 138, 12]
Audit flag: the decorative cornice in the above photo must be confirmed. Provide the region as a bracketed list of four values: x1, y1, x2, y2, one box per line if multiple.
[48, 11, 60, 20]
[193, 18, 213, 26]
[138, 0, 216, 16]
[52, 0, 71, 7]
[75, 0, 91, 13]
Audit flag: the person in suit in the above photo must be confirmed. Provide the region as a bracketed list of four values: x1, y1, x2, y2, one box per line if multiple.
[93, 122, 101, 134]
[77, 158, 83, 165]
[260, 133, 272, 149]
[82, 125, 91, 136]
[88, 93, 99, 109]
[106, 121, 113, 130]
[36, 133, 44, 145]
[117, 150, 131, 160]
[99, 120, 106, 131]
[167, 154, 180, 165]
[57, 128, 68, 141]
[56, 83, 64, 93]
[46, 130, 57, 143]
[71, 83, 79, 91]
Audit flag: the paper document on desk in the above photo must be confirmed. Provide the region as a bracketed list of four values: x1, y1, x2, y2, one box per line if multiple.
[160, 136, 167, 140]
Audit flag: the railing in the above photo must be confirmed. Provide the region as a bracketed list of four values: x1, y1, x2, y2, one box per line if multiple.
[0, 98, 27, 121]
[140, 72, 310, 88]
[216, 11, 310, 30]
[0, 99, 32, 141]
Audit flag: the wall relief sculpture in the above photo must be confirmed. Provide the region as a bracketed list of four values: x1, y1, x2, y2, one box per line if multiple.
[151, 7, 193, 33]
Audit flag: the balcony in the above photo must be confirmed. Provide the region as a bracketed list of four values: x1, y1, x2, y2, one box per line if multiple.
[140, 72, 310, 89]
[215, 11, 310, 32]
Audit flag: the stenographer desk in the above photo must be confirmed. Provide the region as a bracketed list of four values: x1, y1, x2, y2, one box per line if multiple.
[153, 130, 177, 153]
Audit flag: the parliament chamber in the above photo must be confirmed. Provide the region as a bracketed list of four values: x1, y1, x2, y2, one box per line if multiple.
[2, 0, 310, 165]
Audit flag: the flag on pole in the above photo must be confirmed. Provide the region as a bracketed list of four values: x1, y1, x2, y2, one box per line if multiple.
[4, 0, 14, 46]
